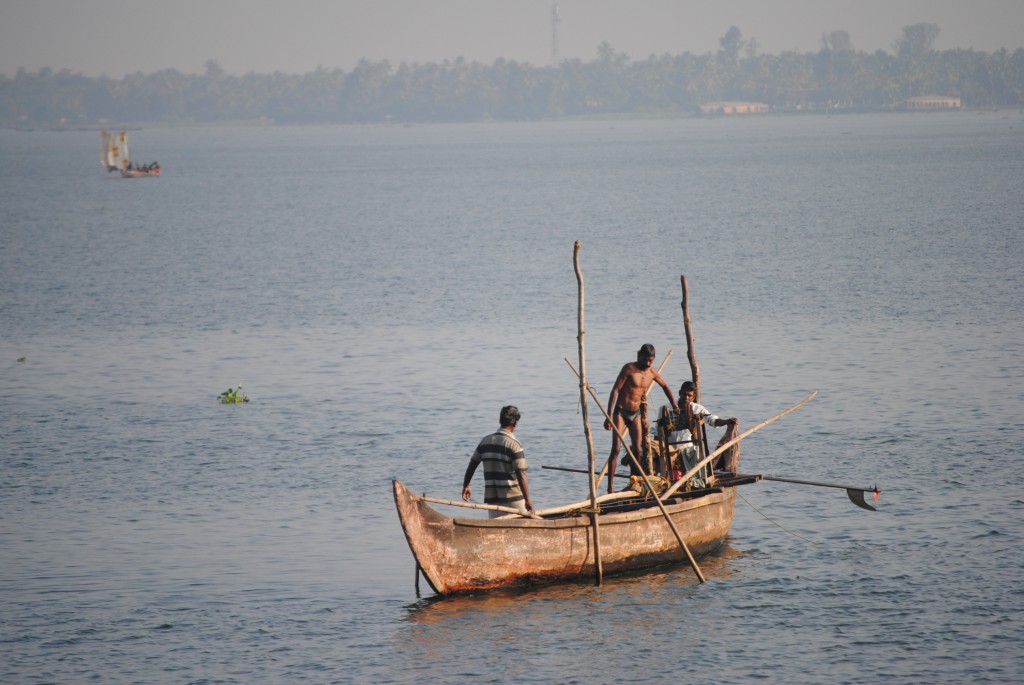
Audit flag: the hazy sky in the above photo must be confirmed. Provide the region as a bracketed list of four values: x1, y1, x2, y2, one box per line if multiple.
[2, 0, 1022, 78]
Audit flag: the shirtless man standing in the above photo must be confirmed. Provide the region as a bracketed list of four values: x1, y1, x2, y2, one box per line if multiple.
[604, 343, 679, 493]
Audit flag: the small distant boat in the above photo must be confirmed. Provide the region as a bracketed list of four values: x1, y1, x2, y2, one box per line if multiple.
[100, 130, 160, 177]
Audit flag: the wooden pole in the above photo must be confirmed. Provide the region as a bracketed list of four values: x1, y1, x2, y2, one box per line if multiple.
[640, 395, 653, 475]
[422, 495, 542, 519]
[566, 358, 706, 583]
[543, 464, 632, 479]
[643, 348, 671, 481]
[574, 241, 603, 585]
[701, 423, 713, 476]
[680, 275, 700, 398]
[535, 489, 643, 517]
[681, 274, 711, 483]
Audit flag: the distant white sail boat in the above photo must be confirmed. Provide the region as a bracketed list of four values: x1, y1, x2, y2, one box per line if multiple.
[100, 130, 160, 177]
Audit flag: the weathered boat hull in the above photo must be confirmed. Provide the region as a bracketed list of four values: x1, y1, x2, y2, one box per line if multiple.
[393, 479, 735, 595]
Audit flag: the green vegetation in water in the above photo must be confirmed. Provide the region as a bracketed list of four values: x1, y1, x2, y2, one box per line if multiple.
[17, 357, 27, 362]
[219, 385, 249, 404]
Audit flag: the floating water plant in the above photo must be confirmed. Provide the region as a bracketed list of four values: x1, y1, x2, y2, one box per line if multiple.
[218, 385, 249, 404]
[17, 357, 27, 363]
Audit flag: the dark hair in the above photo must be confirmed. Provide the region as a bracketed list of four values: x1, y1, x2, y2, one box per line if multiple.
[638, 343, 656, 357]
[679, 381, 696, 394]
[500, 405, 521, 427]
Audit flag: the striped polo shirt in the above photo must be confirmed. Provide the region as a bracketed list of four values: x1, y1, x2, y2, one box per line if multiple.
[469, 428, 527, 507]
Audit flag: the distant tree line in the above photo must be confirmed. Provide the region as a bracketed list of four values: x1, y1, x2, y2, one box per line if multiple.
[2, 23, 1022, 128]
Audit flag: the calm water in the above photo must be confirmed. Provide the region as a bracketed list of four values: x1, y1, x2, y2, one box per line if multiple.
[2, 112, 1023, 684]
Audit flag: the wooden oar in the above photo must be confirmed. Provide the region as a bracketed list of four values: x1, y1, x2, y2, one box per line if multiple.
[547, 467, 880, 512]
[566, 358, 707, 583]
[755, 475, 880, 511]
[662, 391, 818, 501]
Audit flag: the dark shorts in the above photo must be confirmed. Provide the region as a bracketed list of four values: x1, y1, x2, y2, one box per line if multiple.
[615, 406, 641, 423]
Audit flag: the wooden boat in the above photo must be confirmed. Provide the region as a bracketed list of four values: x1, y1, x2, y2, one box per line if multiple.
[119, 165, 161, 178]
[393, 478, 746, 596]
[393, 250, 877, 597]
[392, 389, 875, 597]
[100, 130, 160, 177]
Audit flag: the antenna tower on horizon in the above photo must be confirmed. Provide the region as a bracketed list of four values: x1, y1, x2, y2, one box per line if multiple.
[550, 2, 560, 66]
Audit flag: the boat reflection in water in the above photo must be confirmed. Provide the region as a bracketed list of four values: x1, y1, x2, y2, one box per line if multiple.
[402, 538, 752, 624]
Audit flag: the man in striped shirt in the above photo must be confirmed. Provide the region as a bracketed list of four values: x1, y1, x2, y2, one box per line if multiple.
[462, 406, 535, 518]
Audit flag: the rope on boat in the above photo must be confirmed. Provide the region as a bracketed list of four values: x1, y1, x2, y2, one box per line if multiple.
[736, 490, 819, 545]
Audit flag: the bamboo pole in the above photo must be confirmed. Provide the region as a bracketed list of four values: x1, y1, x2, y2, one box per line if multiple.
[661, 391, 818, 501]
[640, 395, 653, 475]
[643, 349, 671, 480]
[573, 241, 603, 585]
[680, 275, 701, 398]
[422, 495, 542, 519]
[680, 274, 711, 483]
[427, 485, 637, 519]
[543, 464, 632, 479]
[566, 358, 706, 583]
[535, 489, 642, 517]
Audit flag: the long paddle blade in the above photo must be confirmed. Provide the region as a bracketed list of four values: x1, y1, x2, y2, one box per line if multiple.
[757, 475, 881, 512]
[846, 488, 877, 512]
